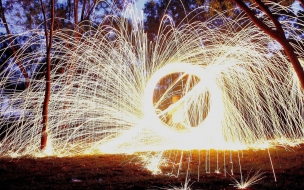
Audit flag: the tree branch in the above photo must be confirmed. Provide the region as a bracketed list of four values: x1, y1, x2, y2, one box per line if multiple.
[232, 0, 304, 88]
[40, 0, 49, 48]
[232, 0, 281, 41]
[0, 0, 30, 87]
[253, 0, 285, 37]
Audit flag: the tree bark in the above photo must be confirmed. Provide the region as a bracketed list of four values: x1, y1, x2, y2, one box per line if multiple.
[86, 0, 97, 19]
[74, 0, 79, 26]
[80, 0, 87, 22]
[40, 0, 55, 150]
[0, 0, 30, 88]
[232, 0, 304, 89]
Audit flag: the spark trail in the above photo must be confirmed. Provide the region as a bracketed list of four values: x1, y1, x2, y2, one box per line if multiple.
[0, 3, 303, 174]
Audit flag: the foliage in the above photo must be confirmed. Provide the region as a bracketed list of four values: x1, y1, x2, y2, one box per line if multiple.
[0, 0, 129, 32]
[143, 0, 299, 42]
[143, 0, 210, 42]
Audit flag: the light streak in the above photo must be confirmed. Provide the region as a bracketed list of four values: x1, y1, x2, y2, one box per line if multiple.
[230, 169, 265, 189]
[0, 3, 303, 176]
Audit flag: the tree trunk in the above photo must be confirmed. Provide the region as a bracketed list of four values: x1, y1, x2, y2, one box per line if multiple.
[74, 0, 79, 26]
[0, 0, 30, 88]
[232, 0, 304, 89]
[80, 0, 87, 22]
[40, 0, 55, 150]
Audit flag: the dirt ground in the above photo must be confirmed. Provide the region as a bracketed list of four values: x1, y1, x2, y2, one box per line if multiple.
[0, 145, 304, 190]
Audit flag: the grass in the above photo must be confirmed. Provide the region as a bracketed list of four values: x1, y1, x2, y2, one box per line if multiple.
[0, 145, 304, 189]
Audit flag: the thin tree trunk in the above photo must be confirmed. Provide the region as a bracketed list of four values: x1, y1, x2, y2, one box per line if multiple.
[80, 0, 87, 22]
[74, 0, 79, 26]
[232, 0, 304, 89]
[0, 0, 30, 88]
[68, 0, 71, 20]
[86, 0, 97, 19]
[74, 0, 80, 39]
[40, 0, 55, 150]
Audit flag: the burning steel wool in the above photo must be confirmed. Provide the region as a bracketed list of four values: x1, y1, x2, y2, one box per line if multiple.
[0, 3, 303, 176]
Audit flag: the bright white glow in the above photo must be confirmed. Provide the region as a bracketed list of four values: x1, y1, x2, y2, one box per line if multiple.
[231, 169, 265, 189]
